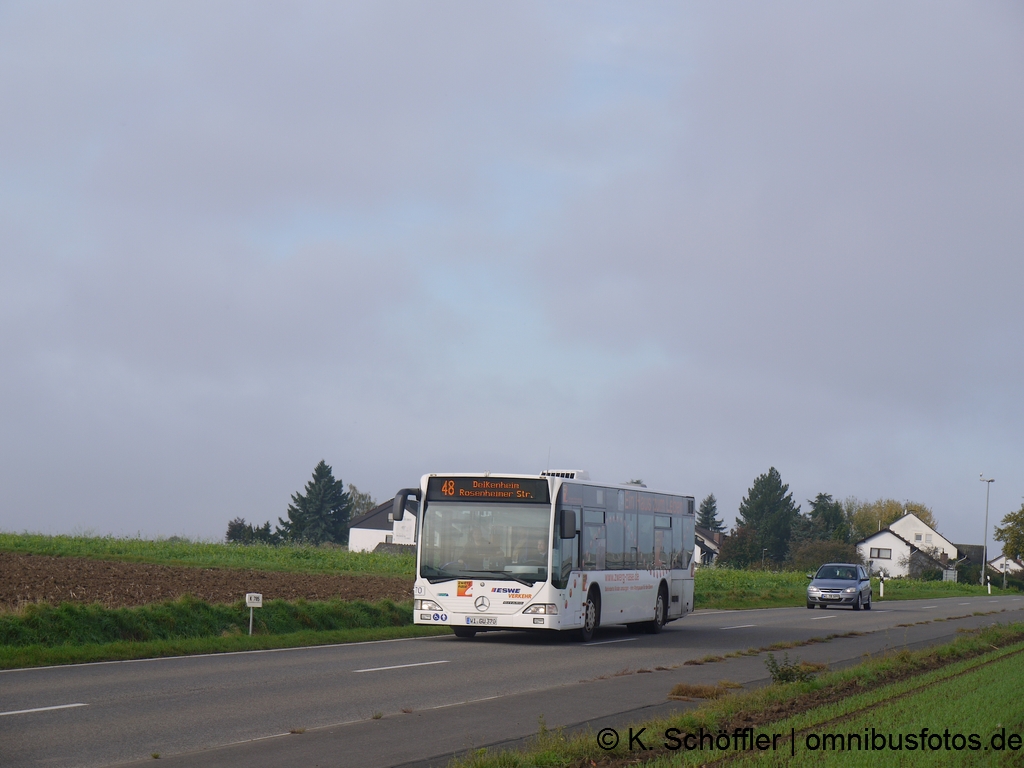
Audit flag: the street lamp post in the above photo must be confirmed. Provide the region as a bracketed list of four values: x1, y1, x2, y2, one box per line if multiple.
[761, 548, 768, 570]
[980, 475, 994, 585]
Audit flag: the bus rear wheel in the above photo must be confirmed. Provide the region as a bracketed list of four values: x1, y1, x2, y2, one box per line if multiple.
[645, 586, 668, 634]
[452, 626, 477, 639]
[578, 590, 600, 642]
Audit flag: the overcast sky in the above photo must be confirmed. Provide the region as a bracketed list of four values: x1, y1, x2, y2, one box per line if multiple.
[2, 2, 1022, 549]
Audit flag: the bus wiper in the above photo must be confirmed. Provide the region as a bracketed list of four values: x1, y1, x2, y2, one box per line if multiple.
[421, 566, 459, 583]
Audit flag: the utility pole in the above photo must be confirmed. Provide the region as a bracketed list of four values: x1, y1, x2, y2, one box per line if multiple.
[980, 475, 994, 585]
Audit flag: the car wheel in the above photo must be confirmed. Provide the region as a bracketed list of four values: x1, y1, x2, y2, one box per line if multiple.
[865, 592, 872, 610]
[806, 602, 814, 609]
[452, 626, 477, 638]
[852, 594, 862, 611]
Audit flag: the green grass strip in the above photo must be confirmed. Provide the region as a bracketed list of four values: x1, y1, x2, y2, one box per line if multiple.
[695, 568, 1013, 610]
[0, 532, 414, 576]
[0, 596, 416, 647]
[448, 623, 1024, 768]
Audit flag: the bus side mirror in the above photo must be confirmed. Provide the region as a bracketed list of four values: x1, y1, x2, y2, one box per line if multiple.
[559, 509, 576, 539]
[390, 488, 421, 523]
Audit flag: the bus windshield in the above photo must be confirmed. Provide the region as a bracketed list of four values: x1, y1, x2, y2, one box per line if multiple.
[420, 501, 551, 585]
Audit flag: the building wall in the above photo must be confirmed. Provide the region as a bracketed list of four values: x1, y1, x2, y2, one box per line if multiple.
[349, 527, 390, 553]
[393, 515, 417, 545]
[858, 530, 910, 577]
[889, 514, 957, 561]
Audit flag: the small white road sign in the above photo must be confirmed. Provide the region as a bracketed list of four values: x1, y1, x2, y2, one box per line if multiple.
[246, 593, 263, 608]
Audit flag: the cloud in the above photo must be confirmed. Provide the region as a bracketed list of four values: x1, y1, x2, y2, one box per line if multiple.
[1, 2, 1021, 543]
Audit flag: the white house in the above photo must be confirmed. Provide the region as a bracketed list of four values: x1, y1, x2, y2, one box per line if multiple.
[888, 512, 958, 561]
[694, 526, 722, 566]
[988, 555, 1024, 575]
[857, 512, 956, 579]
[348, 499, 418, 553]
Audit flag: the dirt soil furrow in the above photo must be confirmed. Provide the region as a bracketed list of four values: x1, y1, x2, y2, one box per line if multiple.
[0, 551, 413, 610]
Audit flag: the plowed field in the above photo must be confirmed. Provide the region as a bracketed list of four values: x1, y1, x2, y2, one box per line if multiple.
[0, 551, 413, 611]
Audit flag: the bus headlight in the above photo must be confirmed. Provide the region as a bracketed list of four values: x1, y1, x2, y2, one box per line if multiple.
[415, 599, 443, 611]
[523, 604, 558, 615]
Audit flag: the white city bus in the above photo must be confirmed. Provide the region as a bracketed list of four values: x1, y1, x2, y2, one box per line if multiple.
[391, 471, 695, 641]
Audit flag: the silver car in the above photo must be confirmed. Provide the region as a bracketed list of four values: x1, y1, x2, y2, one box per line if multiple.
[806, 563, 872, 610]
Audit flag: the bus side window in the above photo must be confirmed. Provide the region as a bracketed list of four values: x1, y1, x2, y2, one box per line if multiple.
[682, 514, 695, 568]
[606, 510, 624, 570]
[622, 511, 637, 569]
[672, 516, 684, 568]
[637, 512, 654, 568]
[582, 524, 605, 571]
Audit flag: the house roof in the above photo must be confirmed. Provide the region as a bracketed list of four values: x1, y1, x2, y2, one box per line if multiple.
[857, 529, 952, 570]
[350, 499, 418, 531]
[694, 526, 721, 552]
[855, 528, 913, 548]
[953, 544, 985, 565]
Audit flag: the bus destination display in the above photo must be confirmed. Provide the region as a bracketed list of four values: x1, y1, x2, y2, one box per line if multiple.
[427, 477, 550, 504]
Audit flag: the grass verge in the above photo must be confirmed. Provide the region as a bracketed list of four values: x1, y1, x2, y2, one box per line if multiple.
[0, 596, 452, 669]
[447, 622, 1024, 768]
[695, 567, 1013, 610]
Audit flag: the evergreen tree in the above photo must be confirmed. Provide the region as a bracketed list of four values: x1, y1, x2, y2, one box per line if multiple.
[697, 493, 725, 533]
[791, 493, 848, 550]
[276, 460, 352, 545]
[737, 467, 801, 563]
[808, 492, 847, 542]
[717, 524, 760, 568]
[225, 517, 276, 545]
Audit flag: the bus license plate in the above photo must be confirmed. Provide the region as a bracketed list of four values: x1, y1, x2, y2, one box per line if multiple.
[467, 617, 497, 626]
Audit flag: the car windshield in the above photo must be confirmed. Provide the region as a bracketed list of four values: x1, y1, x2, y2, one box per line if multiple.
[815, 565, 857, 580]
[419, 501, 551, 585]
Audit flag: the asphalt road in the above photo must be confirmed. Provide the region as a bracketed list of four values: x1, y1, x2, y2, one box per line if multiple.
[1, 594, 1021, 767]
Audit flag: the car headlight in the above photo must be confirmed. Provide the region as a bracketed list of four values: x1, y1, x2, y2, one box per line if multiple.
[523, 604, 558, 615]
[414, 599, 442, 611]
[807, 586, 820, 594]
[843, 587, 857, 594]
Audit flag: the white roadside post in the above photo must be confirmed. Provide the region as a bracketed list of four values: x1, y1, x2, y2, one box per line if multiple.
[879, 575, 884, 599]
[246, 593, 263, 636]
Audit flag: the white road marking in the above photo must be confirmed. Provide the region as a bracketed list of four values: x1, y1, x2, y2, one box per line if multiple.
[353, 660, 449, 673]
[0, 703, 87, 717]
[0, 634, 450, 675]
[721, 624, 756, 630]
[810, 615, 836, 621]
[585, 637, 638, 646]
[919, 605, 938, 609]
[959, 602, 972, 605]
[871, 610, 891, 613]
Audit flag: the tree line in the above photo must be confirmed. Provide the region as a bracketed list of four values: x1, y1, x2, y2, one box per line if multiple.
[225, 460, 377, 546]
[708, 467, 945, 572]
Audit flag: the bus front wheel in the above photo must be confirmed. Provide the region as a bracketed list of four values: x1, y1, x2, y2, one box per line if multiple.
[452, 626, 477, 639]
[578, 590, 601, 642]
